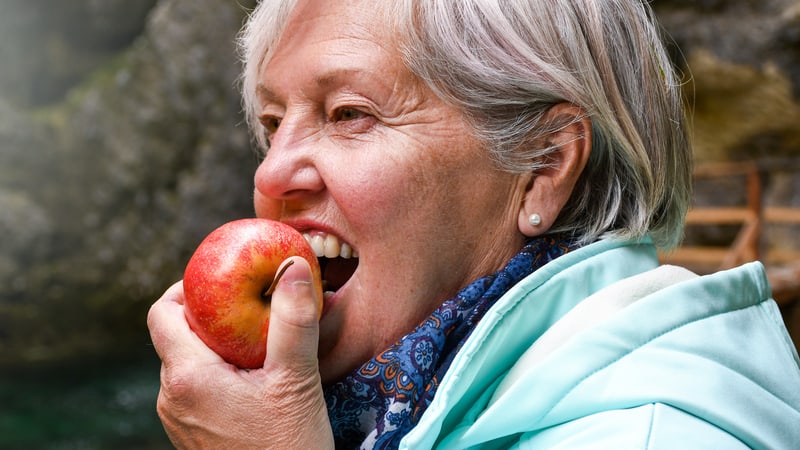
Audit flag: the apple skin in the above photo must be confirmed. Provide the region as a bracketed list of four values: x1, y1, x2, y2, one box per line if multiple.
[182, 218, 323, 369]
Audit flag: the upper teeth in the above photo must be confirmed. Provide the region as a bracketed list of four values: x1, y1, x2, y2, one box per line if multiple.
[303, 233, 357, 259]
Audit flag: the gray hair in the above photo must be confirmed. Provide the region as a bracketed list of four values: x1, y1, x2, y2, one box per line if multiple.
[238, 0, 692, 249]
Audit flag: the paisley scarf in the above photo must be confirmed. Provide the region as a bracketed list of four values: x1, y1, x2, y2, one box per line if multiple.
[324, 233, 578, 449]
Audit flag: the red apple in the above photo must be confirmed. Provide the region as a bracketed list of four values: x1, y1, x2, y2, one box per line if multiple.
[182, 218, 323, 369]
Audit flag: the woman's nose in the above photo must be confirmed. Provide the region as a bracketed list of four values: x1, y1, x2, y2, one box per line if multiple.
[253, 126, 325, 216]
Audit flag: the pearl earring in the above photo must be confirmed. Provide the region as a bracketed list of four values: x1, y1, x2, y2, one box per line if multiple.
[528, 213, 542, 227]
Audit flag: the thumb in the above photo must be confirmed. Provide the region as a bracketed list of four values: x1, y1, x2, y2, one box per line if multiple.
[265, 256, 321, 371]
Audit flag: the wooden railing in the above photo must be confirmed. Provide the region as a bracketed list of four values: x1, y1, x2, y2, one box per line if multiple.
[659, 160, 800, 306]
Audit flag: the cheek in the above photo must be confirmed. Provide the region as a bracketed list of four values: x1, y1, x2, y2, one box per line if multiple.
[325, 123, 491, 241]
[330, 159, 425, 234]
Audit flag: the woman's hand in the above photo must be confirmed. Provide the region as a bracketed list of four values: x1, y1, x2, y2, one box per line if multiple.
[147, 257, 333, 449]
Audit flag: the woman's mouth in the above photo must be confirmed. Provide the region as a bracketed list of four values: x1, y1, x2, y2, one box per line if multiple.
[302, 232, 358, 297]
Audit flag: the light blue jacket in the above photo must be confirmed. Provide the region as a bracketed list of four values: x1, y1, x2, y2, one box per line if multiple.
[401, 238, 800, 449]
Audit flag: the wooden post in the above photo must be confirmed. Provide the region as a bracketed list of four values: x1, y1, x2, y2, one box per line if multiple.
[746, 164, 762, 263]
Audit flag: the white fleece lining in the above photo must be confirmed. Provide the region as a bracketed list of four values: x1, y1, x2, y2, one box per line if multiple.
[491, 265, 698, 403]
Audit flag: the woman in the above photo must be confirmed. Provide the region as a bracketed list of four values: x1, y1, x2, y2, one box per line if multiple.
[147, 0, 800, 448]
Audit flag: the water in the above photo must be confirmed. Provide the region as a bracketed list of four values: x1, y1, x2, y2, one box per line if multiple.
[0, 352, 172, 449]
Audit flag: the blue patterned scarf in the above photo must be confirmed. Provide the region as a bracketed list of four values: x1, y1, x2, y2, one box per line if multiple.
[324, 233, 578, 449]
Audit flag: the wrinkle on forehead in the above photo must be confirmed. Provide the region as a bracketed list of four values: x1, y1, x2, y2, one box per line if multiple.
[256, 1, 412, 107]
[283, 0, 397, 55]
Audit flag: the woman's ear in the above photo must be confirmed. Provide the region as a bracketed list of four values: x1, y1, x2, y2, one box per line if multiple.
[518, 103, 592, 237]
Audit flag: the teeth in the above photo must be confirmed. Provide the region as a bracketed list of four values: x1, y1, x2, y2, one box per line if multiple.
[308, 234, 325, 257]
[340, 242, 353, 259]
[303, 232, 357, 259]
[323, 234, 340, 258]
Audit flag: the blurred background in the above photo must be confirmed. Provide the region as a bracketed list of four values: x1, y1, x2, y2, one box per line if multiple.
[0, 0, 798, 448]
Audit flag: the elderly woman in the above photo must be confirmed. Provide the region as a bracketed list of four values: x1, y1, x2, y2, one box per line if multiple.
[147, 0, 800, 448]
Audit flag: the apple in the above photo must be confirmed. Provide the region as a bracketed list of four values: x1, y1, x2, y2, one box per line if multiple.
[182, 218, 323, 369]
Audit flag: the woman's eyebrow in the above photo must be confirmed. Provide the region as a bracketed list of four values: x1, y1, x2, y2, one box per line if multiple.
[257, 67, 362, 102]
[257, 65, 393, 114]
[256, 84, 280, 105]
[313, 67, 361, 88]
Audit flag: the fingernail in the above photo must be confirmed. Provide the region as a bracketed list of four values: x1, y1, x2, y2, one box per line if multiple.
[277, 257, 312, 286]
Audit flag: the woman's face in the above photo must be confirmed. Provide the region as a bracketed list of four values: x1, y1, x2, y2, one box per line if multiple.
[253, 0, 528, 383]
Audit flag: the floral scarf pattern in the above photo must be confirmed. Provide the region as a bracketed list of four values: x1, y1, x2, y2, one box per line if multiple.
[324, 233, 578, 449]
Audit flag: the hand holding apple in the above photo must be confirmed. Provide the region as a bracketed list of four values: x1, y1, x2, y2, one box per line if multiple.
[182, 218, 323, 369]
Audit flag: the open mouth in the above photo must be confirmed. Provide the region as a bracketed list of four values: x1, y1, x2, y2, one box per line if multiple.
[302, 232, 358, 295]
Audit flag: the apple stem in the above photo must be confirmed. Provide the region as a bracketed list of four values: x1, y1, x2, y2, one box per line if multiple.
[262, 259, 295, 298]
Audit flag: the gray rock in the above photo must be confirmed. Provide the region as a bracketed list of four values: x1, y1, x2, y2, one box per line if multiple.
[0, 0, 257, 368]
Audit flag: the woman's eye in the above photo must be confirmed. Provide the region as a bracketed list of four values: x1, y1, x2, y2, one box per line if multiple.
[263, 117, 281, 134]
[333, 108, 365, 122]
[330, 107, 377, 135]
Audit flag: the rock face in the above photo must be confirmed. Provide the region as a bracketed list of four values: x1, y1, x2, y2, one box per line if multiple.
[0, 0, 257, 367]
[0, 0, 798, 368]
[653, 0, 800, 163]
